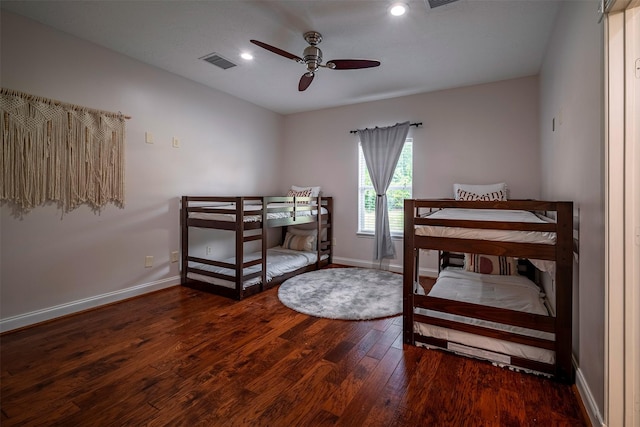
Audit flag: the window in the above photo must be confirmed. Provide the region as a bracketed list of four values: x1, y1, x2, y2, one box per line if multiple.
[358, 138, 413, 235]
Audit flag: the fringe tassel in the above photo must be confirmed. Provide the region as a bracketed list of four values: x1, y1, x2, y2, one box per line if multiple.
[0, 89, 126, 212]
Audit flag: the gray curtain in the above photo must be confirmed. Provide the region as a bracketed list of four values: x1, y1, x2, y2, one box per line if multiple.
[357, 121, 410, 260]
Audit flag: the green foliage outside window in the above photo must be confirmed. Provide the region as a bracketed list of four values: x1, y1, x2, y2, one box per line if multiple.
[359, 139, 412, 234]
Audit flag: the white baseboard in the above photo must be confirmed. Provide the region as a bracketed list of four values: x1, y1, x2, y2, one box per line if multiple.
[332, 255, 439, 277]
[0, 276, 179, 333]
[574, 361, 604, 426]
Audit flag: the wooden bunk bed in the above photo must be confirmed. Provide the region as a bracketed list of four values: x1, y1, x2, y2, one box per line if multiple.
[181, 195, 332, 300]
[403, 198, 574, 383]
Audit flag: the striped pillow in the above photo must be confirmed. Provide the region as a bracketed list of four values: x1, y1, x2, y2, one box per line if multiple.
[454, 183, 507, 200]
[286, 188, 313, 203]
[456, 188, 506, 201]
[282, 232, 315, 251]
[465, 253, 518, 275]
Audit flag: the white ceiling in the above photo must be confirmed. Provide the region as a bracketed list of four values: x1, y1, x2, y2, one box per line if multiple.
[1, 0, 562, 115]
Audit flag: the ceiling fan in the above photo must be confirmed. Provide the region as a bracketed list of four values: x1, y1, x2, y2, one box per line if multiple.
[250, 31, 381, 91]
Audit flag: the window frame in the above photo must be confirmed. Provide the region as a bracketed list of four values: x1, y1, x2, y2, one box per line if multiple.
[357, 137, 413, 237]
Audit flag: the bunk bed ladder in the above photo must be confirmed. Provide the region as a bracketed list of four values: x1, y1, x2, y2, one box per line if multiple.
[316, 196, 333, 267]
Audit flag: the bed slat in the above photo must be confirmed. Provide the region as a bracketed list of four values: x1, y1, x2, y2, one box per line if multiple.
[413, 313, 556, 350]
[415, 295, 556, 333]
[414, 236, 557, 260]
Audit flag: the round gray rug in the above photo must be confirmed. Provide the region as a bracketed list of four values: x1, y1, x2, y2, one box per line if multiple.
[277, 268, 402, 320]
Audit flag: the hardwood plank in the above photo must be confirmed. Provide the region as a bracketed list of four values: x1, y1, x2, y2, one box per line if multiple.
[0, 270, 588, 426]
[323, 327, 385, 386]
[259, 359, 337, 426]
[321, 355, 380, 416]
[366, 322, 402, 360]
[334, 346, 404, 426]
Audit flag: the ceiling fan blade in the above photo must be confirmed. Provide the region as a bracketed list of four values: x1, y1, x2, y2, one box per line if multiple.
[298, 73, 314, 91]
[326, 59, 381, 70]
[250, 39, 302, 62]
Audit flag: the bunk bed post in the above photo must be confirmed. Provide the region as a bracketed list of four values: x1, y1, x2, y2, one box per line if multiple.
[180, 196, 188, 285]
[261, 196, 267, 291]
[327, 197, 333, 264]
[555, 201, 574, 382]
[235, 197, 245, 299]
[403, 199, 416, 345]
[316, 195, 322, 268]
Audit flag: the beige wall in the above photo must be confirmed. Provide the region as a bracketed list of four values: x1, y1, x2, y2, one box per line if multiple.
[281, 76, 541, 271]
[0, 12, 284, 328]
[539, 1, 605, 419]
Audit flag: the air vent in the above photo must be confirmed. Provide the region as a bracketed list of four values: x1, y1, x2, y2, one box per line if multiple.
[200, 53, 237, 70]
[426, 0, 458, 8]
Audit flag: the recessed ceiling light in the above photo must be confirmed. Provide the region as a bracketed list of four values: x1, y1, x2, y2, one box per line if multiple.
[240, 52, 253, 60]
[389, 2, 408, 16]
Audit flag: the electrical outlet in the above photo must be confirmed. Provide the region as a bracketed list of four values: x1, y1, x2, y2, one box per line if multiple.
[145, 255, 154, 268]
[172, 137, 180, 148]
[206, 246, 212, 255]
[332, 238, 337, 246]
[171, 251, 179, 263]
[145, 132, 154, 144]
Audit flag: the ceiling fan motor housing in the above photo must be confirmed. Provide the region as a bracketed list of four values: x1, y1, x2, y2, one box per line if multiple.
[303, 45, 322, 72]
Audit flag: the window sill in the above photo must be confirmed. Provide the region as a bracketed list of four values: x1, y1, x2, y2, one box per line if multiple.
[357, 232, 404, 240]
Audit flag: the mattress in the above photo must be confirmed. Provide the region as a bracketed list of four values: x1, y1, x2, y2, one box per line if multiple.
[187, 246, 326, 289]
[189, 203, 328, 222]
[414, 268, 555, 365]
[416, 208, 556, 245]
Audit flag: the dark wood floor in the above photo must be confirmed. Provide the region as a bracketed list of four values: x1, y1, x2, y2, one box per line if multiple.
[1, 276, 588, 426]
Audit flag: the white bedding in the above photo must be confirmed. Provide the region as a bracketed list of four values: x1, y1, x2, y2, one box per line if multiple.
[189, 203, 328, 222]
[415, 268, 555, 365]
[187, 247, 326, 289]
[416, 208, 556, 245]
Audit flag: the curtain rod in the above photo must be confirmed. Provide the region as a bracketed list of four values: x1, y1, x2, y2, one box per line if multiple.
[349, 122, 422, 134]
[1, 87, 132, 120]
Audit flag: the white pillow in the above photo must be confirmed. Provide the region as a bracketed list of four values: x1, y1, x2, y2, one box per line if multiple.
[291, 185, 321, 198]
[282, 232, 315, 252]
[288, 225, 327, 247]
[453, 183, 507, 200]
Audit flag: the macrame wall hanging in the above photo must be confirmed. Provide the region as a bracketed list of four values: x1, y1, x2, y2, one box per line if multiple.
[1, 88, 129, 212]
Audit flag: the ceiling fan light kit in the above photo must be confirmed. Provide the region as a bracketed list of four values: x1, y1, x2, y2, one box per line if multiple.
[250, 31, 381, 92]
